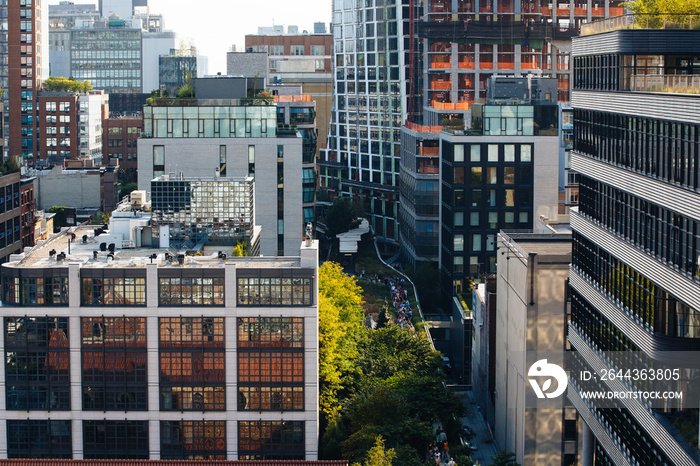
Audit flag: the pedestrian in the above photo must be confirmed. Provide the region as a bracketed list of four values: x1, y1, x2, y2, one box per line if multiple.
[434, 450, 441, 465]
[447, 458, 456, 466]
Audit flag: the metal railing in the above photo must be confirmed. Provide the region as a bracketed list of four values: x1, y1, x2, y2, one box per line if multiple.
[581, 13, 700, 36]
[630, 74, 700, 94]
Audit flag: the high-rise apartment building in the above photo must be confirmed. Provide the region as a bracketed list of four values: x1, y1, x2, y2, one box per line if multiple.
[0, 206, 320, 459]
[0, 170, 23, 264]
[6, 0, 48, 161]
[569, 21, 700, 465]
[102, 116, 143, 169]
[321, 0, 622, 251]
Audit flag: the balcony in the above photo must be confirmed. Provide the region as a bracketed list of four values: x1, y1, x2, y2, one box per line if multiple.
[431, 101, 471, 110]
[418, 146, 440, 156]
[404, 121, 444, 133]
[273, 95, 313, 103]
[430, 81, 452, 90]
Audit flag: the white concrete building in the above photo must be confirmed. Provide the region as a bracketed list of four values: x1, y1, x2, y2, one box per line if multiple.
[0, 208, 319, 459]
[137, 100, 303, 257]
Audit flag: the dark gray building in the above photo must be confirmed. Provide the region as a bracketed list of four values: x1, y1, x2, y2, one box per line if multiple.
[159, 54, 197, 96]
[569, 22, 700, 466]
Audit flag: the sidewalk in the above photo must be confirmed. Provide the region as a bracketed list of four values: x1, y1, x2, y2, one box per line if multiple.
[455, 390, 499, 465]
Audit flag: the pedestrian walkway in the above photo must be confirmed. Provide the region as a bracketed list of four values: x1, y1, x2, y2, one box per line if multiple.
[455, 390, 499, 465]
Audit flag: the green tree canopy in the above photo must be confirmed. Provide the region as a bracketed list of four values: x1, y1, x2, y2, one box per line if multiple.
[490, 450, 520, 466]
[625, 0, 700, 27]
[325, 197, 361, 237]
[351, 436, 396, 466]
[43, 76, 92, 93]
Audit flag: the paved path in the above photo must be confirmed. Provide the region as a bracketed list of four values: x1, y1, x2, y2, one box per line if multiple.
[455, 390, 499, 465]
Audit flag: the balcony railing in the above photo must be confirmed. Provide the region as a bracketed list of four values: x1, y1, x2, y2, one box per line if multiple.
[404, 121, 443, 133]
[581, 14, 700, 35]
[630, 74, 700, 94]
[273, 95, 313, 103]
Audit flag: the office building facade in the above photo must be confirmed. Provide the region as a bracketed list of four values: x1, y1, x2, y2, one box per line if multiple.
[137, 99, 303, 257]
[439, 99, 560, 296]
[569, 24, 700, 465]
[0, 219, 319, 459]
[0, 171, 23, 264]
[159, 54, 197, 96]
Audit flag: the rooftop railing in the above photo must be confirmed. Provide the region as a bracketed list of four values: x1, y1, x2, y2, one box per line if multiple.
[581, 13, 700, 35]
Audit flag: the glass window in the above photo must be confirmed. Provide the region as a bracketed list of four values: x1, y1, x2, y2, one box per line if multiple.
[504, 167, 515, 184]
[161, 421, 226, 460]
[159, 274, 224, 306]
[454, 212, 464, 227]
[472, 234, 482, 251]
[470, 145, 481, 162]
[81, 271, 146, 306]
[454, 144, 464, 162]
[488, 144, 498, 162]
[505, 212, 515, 228]
[521, 144, 532, 162]
[237, 274, 313, 306]
[471, 167, 482, 184]
[454, 256, 464, 274]
[238, 421, 304, 460]
[504, 145, 515, 162]
[519, 212, 529, 224]
[83, 421, 148, 459]
[454, 234, 464, 252]
[470, 212, 479, 226]
[82, 318, 147, 411]
[153, 145, 164, 166]
[505, 189, 515, 207]
[454, 167, 465, 184]
[7, 420, 72, 458]
[488, 212, 498, 229]
[486, 235, 496, 251]
[471, 190, 482, 207]
[487, 167, 498, 184]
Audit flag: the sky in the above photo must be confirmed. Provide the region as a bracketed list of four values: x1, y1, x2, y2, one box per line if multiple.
[48, 0, 333, 75]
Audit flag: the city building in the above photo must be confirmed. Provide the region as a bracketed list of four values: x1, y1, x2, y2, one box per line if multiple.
[471, 276, 497, 430]
[226, 52, 269, 87]
[48, 2, 100, 79]
[19, 177, 35, 250]
[273, 89, 317, 225]
[37, 90, 109, 166]
[0, 206, 320, 459]
[0, 170, 23, 264]
[70, 17, 143, 94]
[569, 20, 700, 466]
[108, 93, 151, 117]
[99, 0, 143, 19]
[137, 96, 303, 257]
[243, 28, 333, 153]
[142, 29, 178, 93]
[159, 52, 197, 96]
[32, 165, 120, 215]
[6, 0, 48, 161]
[102, 116, 143, 170]
[494, 231, 573, 465]
[439, 80, 560, 299]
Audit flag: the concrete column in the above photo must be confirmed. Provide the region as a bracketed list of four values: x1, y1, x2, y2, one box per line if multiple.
[224, 262, 238, 459]
[582, 420, 594, 466]
[451, 46, 459, 103]
[147, 315, 160, 459]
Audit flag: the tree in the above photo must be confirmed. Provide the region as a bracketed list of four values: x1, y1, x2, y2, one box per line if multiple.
[47, 206, 72, 231]
[325, 197, 358, 237]
[351, 436, 396, 466]
[42, 76, 92, 93]
[120, 182, 138, 201]
[318, 262, 365, 417]
[89, 211, 110, 225]
[232, 240, 248, 257]
[490, 451, 519, 466]
[0, 156, 20, 174]
[625, 0, 700, 28]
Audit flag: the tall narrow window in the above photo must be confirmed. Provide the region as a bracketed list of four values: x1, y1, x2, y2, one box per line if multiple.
[248, 145, 255, 177]
[153, 145, 165, 178]
[219, 146, 226, 176]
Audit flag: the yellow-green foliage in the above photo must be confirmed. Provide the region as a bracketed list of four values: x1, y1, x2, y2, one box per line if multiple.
[626, 0, 700, 27]
[318, 262, 365, 417]
[351, 437, 396, 466]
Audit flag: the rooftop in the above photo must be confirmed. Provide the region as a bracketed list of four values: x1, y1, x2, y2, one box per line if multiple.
[581, 13, 700, 36]
[8, 225, 307, 270]
[499, 230, 572, 260]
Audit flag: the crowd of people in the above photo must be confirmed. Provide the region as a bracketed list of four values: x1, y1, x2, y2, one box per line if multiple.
[428, 427, 455, 465]
[388, 276, 414, 330]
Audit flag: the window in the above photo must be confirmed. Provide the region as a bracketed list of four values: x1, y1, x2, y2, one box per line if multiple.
[108, 126, 122, 134]
[472, 234, 482, 251]
[291, 45, 305, 55]
[80, 270, 146, 306]
[454, 256, 464, 274]
[454, 234, 464, 252]
[504, 144, 515, 162]
[487, 167, 497, 184]
[237, 273, 313, 306]
[269, 45, 284, 55]
[161, 421, 225, 459]
[45, 102, 56, 112]
[248, 145, 255, 177]
[488, 144, 498, 162]
[488, 212, 498, 229]
[470, 145, 481, 162]
[454, 144, 464, 162]
[158, 272, 224, 306]
[83, 421, 148, 459]
[59, 115, 70, 123]
[5, 317, 71, 410]
[2, 272, 68, 306]
[7, 420, 72, 459]
[504, 167, 515, 184]
[310, 45, 325, 55]
[454, 212, 464, 227]
[470, 212, 479, 226]
[159, 318, 225, 411]
[59, 102, 70, 112]
[238, 421, 304, 460]
[521, 144, 532, 162]
[471, 167, 482, 184]
[315, 59, 325, 70]
[237, 318, 304, 411]
[81, 318, 147, 411]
